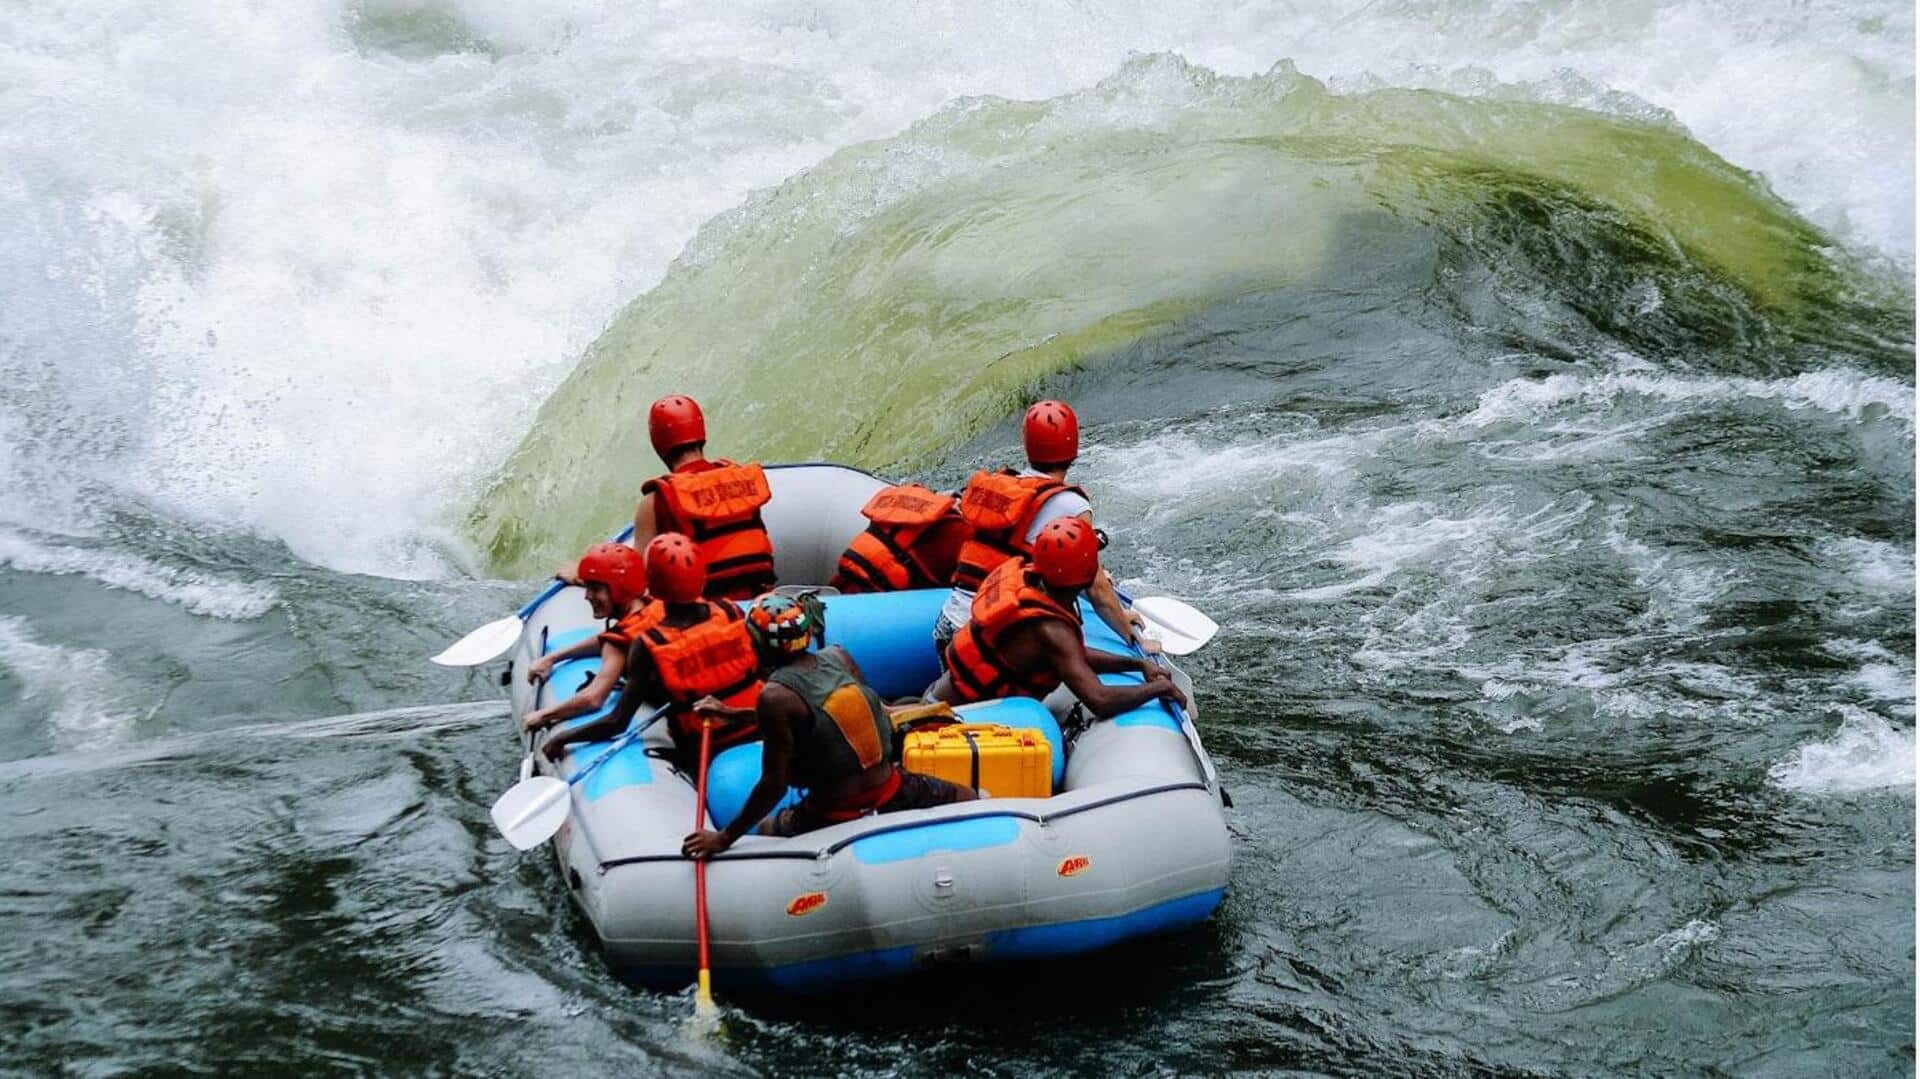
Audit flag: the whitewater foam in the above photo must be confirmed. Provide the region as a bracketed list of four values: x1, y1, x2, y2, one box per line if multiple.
[1816, 536, 1917, 595]
[0, 529, 276, 619]
[1769, 706, 1916, 795]
[1602, 509, 1742, 633]
[1466, 368, 1916, 430]
[0, 616, 141, 745]
[1, 0, 1908, 578]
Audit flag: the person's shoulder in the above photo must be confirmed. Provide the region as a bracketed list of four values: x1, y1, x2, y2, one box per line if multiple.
[758, 677, 807, 712]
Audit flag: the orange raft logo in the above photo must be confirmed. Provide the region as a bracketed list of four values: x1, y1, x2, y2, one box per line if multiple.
[786, 891, 828, 917]
[1057, 855, 1092, 878]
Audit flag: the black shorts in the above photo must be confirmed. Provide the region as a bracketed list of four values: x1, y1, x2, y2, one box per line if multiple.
[766, 768, 969, 837]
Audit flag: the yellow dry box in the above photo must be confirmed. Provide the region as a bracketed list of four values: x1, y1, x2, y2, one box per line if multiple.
[901, 722, 1053, 799]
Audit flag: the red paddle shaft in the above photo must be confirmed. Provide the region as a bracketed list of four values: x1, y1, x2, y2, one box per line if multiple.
[693, 716, 714, 1000]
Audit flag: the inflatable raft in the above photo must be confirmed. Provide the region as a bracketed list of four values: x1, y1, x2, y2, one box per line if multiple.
[505, 464, 1231, 991]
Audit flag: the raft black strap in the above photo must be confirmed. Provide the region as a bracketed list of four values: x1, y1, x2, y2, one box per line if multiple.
[965, 729, 980, 790]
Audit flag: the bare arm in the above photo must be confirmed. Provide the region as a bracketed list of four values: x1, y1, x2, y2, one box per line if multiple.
[1033, 620, 1184, 719]
[526, 634, 603, 684]
[1062, 508, 1137, 646]
[1085, 566, 1139, 645]
[631, 489, 660, 552]
[684, 687, 801, 857]
[523, 642, 627, 730]
[544, 638, 653, 759]
[722, 689, 800, 842]
[1084, 647, 1159, 677]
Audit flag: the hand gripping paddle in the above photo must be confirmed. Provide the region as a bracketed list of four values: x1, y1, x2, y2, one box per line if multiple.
[490, 704, 669, 850]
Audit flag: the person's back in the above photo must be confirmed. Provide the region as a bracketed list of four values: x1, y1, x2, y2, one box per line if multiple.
[680, 594, 975, 858]
[935, 518, 1185, 721]
[768, 647, 891, 792]
[942, 555, 1084, 704]
[633, 395, 778, 602]
[937, 400, 1148, 657]
[830, 483, 969, 594]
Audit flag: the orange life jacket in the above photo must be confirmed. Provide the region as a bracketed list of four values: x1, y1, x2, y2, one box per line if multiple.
[644, 459, 777, 602]
[830, 484, 968, 594]
[636, 600, 764, 752]
[598, 599, 664, 651]
[942, 558, 1082, 703]
[949, 470, 1085, 591]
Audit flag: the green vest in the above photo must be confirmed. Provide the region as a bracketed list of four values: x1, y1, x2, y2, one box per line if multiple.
[767, 649, 892, 789]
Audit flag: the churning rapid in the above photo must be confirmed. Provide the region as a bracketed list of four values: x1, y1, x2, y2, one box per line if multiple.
[0, 1, 1913, 1074]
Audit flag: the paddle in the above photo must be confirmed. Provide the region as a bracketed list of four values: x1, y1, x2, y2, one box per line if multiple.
[1131, 595, 1219, 656]
[1148, 651, 1219, 791]
[432, 524, 637, 666]
[691, 716, 720, 1021]
[490, 704, 670, 850]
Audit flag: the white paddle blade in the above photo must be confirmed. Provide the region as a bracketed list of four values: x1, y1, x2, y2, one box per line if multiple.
[431, 616, 524, 667]
[491, 776, 571, 850]
[1138, 619, 1206, 656]
[1132, 596, 1219, 650]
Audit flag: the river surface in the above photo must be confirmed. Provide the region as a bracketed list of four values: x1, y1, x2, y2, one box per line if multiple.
[1, 2, 1913, 1074]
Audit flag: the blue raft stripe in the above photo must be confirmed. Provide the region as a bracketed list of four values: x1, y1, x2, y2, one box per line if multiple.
[819, 589, 950, 701]
[704, 742, 801, 828]
[543, 653, 611, 720]
[849, 815, 1022, 865]
[615, 887, 1228, 993]
[542, 626, 601, 655]
[1094, 672, 1183, 732]
[579, 740, 652, 798]
[984, 887, 1223, 961]
[1077, 595, 1135, 653]
[544, 658, 650, 797]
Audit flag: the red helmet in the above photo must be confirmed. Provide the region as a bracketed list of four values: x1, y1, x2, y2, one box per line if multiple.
[648, 395, 706, 459]
[644, 532, 705, 602]
[575, 542, 648, 608]
[1023, 399, 1079, 467]
[1030, 516, 1100, 590]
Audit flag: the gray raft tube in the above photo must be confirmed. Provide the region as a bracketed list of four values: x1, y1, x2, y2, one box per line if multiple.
[504, 465, 1230, 993]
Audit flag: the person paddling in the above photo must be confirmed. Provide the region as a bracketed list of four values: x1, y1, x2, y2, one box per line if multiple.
[543, 533, 762, 772]
[682, 593, 976, 858]
[935, 399, 1148, 657]
[521, 542, 656, 733]
[628, 394, 778, 601]
[932, 518, 1185, 719]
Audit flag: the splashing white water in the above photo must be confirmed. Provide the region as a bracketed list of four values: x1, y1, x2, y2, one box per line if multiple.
[1, 0, 1910, 577]
[1466, 367, 1917, 430]
[0, 529, 276, 619]
[0, 616, 142, 745]
[1770, 706, 1916, 794]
